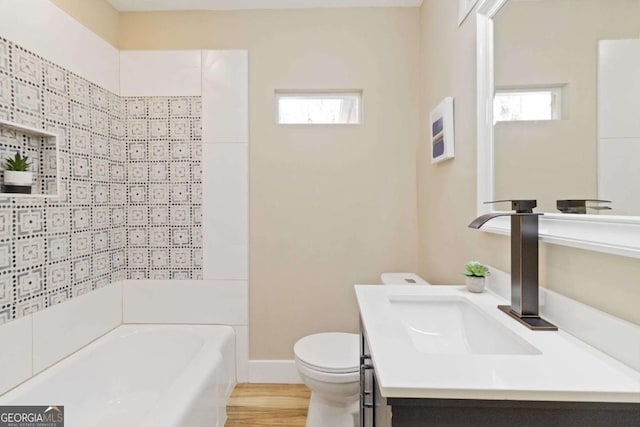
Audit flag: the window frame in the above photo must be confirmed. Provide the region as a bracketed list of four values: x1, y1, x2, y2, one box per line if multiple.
[493, 87, 563, 122]
[274, 90, 363, 125]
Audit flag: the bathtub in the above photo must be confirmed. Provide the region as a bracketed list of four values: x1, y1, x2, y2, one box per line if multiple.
[0, 324, 236, 427]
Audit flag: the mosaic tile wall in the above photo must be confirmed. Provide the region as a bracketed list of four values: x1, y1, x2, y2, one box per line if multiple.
[0, 37, 127, 325]
[0, 37, 204, 325]
[124, 96, 203, 280]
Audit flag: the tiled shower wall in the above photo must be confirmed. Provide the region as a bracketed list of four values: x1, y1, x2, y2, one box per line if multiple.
[0, 37, 127, 325]
[124, 96, 203, 280]
[0, 37, 203, 325]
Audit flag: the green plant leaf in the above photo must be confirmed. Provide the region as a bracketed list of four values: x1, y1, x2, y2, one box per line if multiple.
[3, 153, 31, 172]
[463, 261, 490, 278]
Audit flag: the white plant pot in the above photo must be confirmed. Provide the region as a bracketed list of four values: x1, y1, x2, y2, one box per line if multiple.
[465, 276, 486, 293]
[4, 170, 33, 186]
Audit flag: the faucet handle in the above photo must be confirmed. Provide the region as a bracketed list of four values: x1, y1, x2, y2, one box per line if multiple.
[484, 199, 537, 213]
[556, 199, 611, 214]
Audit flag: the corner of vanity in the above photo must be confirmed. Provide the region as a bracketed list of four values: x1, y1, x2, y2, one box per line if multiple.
[356, 284, 640, 426]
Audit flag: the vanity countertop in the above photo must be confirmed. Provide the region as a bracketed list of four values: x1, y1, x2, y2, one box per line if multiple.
[355, 284, 640, 403]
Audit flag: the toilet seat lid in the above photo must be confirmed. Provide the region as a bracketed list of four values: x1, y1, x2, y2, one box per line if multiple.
[294, 333, 360, 374]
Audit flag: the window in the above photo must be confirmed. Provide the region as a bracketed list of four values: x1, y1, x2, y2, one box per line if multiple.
[494, 88, 562, 122]
[276, 91, 362, 124]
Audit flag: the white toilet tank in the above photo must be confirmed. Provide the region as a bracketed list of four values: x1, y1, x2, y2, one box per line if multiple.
[380, 273, 431, 286]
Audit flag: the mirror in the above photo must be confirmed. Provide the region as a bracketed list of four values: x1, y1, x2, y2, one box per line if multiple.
[492, 0, 640, 216]
[476, 0, 640, 259]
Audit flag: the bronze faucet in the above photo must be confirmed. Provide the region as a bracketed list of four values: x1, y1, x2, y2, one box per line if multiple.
[469, 200, 557, 331]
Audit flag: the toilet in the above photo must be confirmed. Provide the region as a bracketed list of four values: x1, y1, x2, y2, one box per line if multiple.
[294, 332, 360, 427]
[293, 273, 429, 427]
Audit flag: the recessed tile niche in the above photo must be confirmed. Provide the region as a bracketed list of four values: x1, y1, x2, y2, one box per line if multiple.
[0, 119, 59, 198]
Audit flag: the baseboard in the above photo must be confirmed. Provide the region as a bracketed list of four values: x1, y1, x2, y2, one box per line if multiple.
[248, 360, 302, 384]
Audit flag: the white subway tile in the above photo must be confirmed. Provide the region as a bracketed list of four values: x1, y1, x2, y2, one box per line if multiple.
[122, 280, 248, 325]
[120, 51, 202, 97]
[0, 0, 119, 93]
[598, 40, 640, 139]
[32, 283, 122, 373]
[0, 317, 33, 395]
[598, 138, 640, 216]
[202, 50, 249, 143]
[202, 143, 248, 280]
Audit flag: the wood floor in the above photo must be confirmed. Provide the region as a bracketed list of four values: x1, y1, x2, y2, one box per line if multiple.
[225, 384, 311, 427]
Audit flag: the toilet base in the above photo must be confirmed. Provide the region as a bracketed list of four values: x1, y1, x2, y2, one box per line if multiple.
[305, 391, 358, 427]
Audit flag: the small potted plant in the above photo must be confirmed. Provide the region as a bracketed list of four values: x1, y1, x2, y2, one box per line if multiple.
[463, 261, 490, 293]
[3, 152, 33, 194]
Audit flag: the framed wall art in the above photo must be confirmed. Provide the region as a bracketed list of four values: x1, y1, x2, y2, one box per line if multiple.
[430, 97, 455, 164]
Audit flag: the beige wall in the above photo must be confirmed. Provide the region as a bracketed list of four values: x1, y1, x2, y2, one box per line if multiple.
[47, 0, 640, 360]
[50, 0, 119, 46]
[418, 0, 640, 326]
[120, 9, 421, 359]
[494, 0, 639, 212]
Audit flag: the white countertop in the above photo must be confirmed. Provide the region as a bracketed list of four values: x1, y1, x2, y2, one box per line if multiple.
[356, 284, 640, 402]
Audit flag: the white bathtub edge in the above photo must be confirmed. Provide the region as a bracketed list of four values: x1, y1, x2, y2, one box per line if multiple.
[1, 324, 236, 427]
[136, 325, 236, 427]
[0, 316, 33, 396]
[233, 325, 249, 383]
[32, 281, 123, 373]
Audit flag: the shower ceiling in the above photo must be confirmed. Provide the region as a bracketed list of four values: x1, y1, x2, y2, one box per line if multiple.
[107, 0, 423, 11]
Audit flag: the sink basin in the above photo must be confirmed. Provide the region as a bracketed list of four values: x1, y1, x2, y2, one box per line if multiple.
[388, 296, 541, 355]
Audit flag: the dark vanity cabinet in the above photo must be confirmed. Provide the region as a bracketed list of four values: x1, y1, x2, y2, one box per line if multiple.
[359, 325, 640, 427]
[360, 328, 391, 427]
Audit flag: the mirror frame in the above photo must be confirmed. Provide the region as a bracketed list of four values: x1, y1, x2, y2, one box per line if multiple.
[476, 0, 640, 259]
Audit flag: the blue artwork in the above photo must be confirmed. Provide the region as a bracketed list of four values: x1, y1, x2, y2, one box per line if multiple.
[430, 97, 455, 164]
